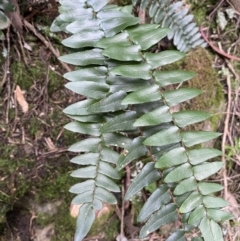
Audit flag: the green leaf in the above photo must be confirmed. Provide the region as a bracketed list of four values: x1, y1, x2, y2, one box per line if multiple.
[58, 8, 93, 23]
[69, 180, 95, 194]
[144, 51, 185, 68]
[63, 66, 107, 82]
[166, 230, 186, 241]
[67, 114, 103, 123]
[71, 166, 97, 179]
[71, 191, 93, 205]
[102, 133, 132, 148]
[65, 81, 109, 99]
[164, 163, 193, 183]
[62, 30, 104, 48]
[102, 45, 142, 61]
[66, 19, 101, 34]
[68, 138, 101, 152]
[127, 27, 169, 50]
[134, 106, 172, 127]
[154, 70, 196, 87]
[144, 126, 181, 146]
[188, 148, 222, 165]
[59, 1, 85, 8]
[174, 177, 197, 195]
[0, 0, 14, 12]
[70, 153, 99, 165]
[199, 217, 224, 241]
[74, 203, 95, 241]
[88, 0, 109, 12]
[188, 205, 206, 224]
[107, 76, 150, 93]
[96, 32, 130, 48]
[155, 147, 187, 169]
[95, 187, 117, 204]
[117, 137, 148, 170]
[63, 99, 97, 116]
[198, 182, 223, 195]
[139, 204, 178, 238]
[0, 11, 10, 30]
[110, 63, 152, 79]
[121, 85, 162, 105]
[98, 11, 139, 37]
[163, 88, 201, 106]
[124, 162, 161, 200]
[100, 147, 119, 164]
[182, 131, 222, 147]
[203, 196, 229, 208]
[126, 24, 159, 35]
[193, 162, 223, 180]
[138, 185, 171, 222]
[179, 191, 202, 213]
[175, 192, 191, 207]
[59, 48, 105, 66]
[99, 161, 120, 179]
[173, 111, 210, 128]
[101, 111, 137, 133]
[64, 122, 101, 136]
[96, 174, 120, 192]
[207, 209, 233, 222]
[92, 198, 102, 210]
[88, 91, 127, 113]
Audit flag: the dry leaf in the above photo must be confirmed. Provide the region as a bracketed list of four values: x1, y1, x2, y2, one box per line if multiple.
[70, 204, 81, 218]
[96, 204, 111, 218]
[14, 85, 29, 113]
[70, 203, 111, 218]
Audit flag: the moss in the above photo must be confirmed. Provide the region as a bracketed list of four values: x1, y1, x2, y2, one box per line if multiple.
[62, 129, 79, 146]
[33, 161, 77, 240]
[187, 0, 218, 26]
[131, 198, 144, 225]
[109, 0, 131, 5]
[36, 172, 75, 201]
[0, 153, 32, 225]
[48, 70, 65, 95]
[89, 210, 120, 241]
[51, 202, 76, 241]
[35, 201, 76, 241]
[11, 61, 45, 90]
[28, 117, 44, 138]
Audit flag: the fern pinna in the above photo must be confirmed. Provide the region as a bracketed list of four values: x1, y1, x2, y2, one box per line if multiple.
[51, 1, 232, 241]
[132, 0, 207, 52]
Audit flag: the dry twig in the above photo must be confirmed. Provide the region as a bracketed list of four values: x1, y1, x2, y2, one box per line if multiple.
[200, 27, 240, 61]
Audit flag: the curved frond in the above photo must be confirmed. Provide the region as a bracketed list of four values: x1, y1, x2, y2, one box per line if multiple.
[51, 1, 231, 241]
[132, 0, 207, 52]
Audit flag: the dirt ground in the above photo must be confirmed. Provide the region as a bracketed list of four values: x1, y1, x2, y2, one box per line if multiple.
[0, 0, 240, 241]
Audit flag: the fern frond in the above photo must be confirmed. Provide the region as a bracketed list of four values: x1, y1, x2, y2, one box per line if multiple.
[132, 0, 207, 52]
[51, 1, 232, 241]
